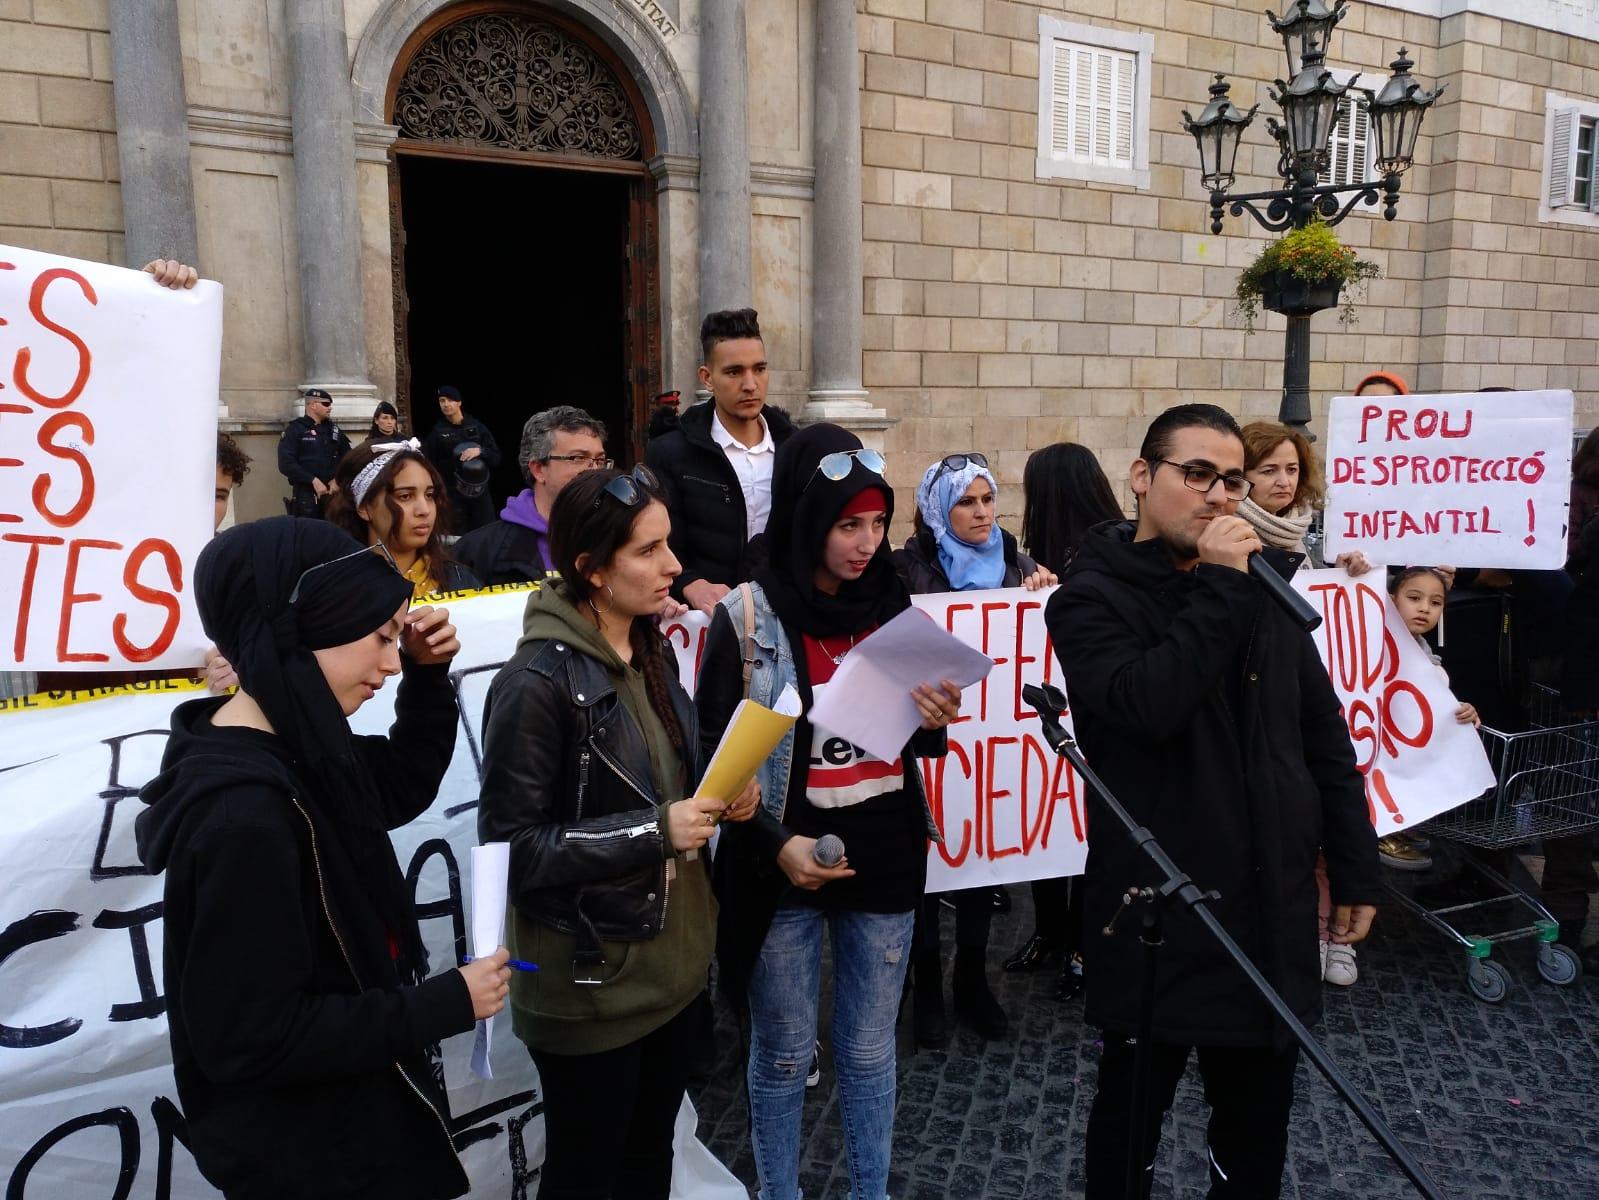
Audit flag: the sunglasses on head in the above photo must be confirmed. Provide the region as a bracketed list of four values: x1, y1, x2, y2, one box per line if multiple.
[803, 448, 886, 492]
[596, 464, 660, 509]
[288, 540, 400, 606]
[931, 451, 987, 483]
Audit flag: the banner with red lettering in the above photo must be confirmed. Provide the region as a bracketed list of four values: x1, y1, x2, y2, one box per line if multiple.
[1293, 569, 1495, 835]
[662, 594, 1089, 892]
[0, 244, 221, 671]
[1323, 389, 1573, 569]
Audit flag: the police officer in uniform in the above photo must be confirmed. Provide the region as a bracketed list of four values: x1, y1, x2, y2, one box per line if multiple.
[276, 388, 353, 518]
[422, 384, 502, 533]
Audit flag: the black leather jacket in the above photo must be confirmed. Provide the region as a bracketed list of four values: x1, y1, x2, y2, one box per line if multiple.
[477, 633, 702, 967]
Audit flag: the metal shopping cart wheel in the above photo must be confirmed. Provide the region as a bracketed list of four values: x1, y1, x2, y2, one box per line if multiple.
[1466, 956, 1510, 1004]
[1535, 941, 1581, 986]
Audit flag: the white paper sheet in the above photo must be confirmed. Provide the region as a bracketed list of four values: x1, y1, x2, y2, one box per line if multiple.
[808, 607, 995, 762]
[468, 842, 511, 1079]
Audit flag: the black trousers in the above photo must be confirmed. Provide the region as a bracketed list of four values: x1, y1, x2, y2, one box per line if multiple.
[1085, 1033, 1299, 1200]
[528, 994, 707, 1200]
[914, 887, 991, 956]
[1029, 876, 1085, 954]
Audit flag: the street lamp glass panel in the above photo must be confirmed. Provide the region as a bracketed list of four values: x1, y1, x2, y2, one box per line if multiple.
[1273, 49, 1349, 175]
[1365, 48, 1445, 176]
[1269, 0, 1347, 77]
[1182, 74, 1257, 191]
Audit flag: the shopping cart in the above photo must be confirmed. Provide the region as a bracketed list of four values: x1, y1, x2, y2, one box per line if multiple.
[1383, 688, 1599, 1002]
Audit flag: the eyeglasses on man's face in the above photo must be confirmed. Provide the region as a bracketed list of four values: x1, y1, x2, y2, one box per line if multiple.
[546, 453, 614, 469]
[1151, 458, 1253, 502]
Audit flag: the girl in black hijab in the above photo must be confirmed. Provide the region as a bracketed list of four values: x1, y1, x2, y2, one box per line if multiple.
[135, 517, 509, 1200]
[696, 424, 961, 1200]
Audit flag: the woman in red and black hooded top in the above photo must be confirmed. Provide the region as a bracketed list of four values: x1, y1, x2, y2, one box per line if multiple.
[697, 423, 961, 1200]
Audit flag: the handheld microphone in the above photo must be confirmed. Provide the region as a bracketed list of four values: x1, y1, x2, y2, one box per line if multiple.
[812, 834, 846, 867]
[1247, 552, 1322, 632]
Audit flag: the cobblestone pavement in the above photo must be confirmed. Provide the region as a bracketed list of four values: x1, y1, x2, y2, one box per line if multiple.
[690, 860, 1599, 1199]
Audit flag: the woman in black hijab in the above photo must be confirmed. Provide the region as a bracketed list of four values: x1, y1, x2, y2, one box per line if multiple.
[135, 517, 509, 1200]
[696, 424, 962, 1200]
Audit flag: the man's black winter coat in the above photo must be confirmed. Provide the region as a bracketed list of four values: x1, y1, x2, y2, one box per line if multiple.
[1047, 521, 1379, 1047]
[644, 400, 794, 600]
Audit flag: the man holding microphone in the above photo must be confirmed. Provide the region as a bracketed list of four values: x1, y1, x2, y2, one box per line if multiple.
[1047, 404, 1379, 1198]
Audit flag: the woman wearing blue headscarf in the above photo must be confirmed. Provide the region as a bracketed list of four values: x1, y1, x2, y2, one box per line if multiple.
[893, 453, 1055, 1047]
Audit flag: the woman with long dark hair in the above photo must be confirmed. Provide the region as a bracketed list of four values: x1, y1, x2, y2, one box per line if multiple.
[1003, 442, 1124, 999]
[328, 440, 481, 598]
[894, 451, 1055, 1046]
[135, 517, 509, 1200]
[697, 424, 961, 1200]
[477, 466, 758, 1200]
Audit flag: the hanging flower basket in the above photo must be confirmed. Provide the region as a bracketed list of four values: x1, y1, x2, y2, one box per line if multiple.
[1234, 218, 1381, 332]
[1259, 270, 1342, 316]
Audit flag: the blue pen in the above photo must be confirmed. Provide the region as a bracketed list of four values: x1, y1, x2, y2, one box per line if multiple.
[463, 955, 539, 972]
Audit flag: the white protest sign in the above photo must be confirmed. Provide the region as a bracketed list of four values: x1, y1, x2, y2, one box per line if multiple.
[0, 244, 221, 671]
[1293, 569, 1495, 835]
[1323, 389, 1573, 569]
[0, 585, 743, 1200]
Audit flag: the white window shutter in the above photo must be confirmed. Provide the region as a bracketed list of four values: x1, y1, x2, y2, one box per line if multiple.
[1049, 42, 1071, 156]
[1319, 95, 1368, 187]
[1548, 108, 1577, 208]
[1114, 52, 1135, 163]
[1047, 39, 1137, 169]
[1350, 94, 1371, 184]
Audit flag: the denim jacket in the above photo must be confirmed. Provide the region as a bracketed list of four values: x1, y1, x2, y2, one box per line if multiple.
[714, 582, 943, 844]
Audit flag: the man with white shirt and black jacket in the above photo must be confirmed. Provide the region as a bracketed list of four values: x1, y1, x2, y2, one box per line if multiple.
[1048, 404, 1380, 1199]
[645, 308, 795, 613]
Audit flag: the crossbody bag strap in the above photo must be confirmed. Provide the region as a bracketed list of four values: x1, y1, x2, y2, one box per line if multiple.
[739, 581, 757, 700]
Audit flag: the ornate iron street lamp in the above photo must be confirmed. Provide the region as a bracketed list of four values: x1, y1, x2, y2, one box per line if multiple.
[1181, 1, 1444, 434]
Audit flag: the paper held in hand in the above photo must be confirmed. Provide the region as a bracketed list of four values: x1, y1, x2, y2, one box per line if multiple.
[808, 607, 995, 762]
[468, 841, 510, 1080]
[698, 683, 803, 807]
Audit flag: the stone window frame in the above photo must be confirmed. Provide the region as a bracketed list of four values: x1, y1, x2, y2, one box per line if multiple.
[1034, 15, 1154, 190]
[1540, 92, 1599, 229]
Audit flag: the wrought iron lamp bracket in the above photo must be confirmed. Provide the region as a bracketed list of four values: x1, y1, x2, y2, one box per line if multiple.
[1209, 176, 1397, 235]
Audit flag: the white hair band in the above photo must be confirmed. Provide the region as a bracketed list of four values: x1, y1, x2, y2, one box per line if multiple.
[351, 438, 421, 508]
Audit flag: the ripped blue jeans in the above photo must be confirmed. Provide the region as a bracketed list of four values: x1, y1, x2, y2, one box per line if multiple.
[747, 903, 915, 1200]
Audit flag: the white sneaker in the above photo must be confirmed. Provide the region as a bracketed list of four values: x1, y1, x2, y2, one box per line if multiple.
[1318, 940, 1330, 979]
[805, 1041, 822, 1088]
[1324, 943, 1358, 986]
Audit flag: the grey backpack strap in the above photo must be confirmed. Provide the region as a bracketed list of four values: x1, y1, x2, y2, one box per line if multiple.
[739, 582, 757, 699]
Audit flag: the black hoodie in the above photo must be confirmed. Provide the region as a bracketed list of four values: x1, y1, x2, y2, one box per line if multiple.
[136, 664, 473, 1200]
[1047, 520, 1377, 1048]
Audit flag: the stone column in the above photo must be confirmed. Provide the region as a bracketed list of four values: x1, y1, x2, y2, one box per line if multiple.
[807, 0, 888, 433]
[696, 0, 752, 319]
[287, 0, 377, 420]
[107, 0, 199, 271]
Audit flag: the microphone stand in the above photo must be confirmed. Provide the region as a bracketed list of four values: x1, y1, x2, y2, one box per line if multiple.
[1020, 683, 1444, 1200]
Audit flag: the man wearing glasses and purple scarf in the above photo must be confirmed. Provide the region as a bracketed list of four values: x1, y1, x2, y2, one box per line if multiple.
[454, 405, 610, 586]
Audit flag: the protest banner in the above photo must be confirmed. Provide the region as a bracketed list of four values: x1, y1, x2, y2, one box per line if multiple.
[0, 244, 222, 672]
[1293, 569, 1496, 835]
[0, 585, 742, 1200]
[665, 590, 1091, 892]
[1322, 389, 1574, 569]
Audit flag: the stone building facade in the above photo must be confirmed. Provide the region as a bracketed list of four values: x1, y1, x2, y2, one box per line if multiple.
[0, 0, 1595, 524]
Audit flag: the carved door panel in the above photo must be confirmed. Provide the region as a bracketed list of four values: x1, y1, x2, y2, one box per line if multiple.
[388, 161, 412, 427]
